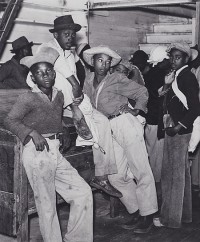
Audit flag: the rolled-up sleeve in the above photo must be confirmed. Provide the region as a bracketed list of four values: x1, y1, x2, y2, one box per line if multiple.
[4, 94, 33, 143]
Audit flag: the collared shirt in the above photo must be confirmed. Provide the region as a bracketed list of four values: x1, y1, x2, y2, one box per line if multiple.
[175, 65, 188, 77]
[4, 86, 64, 144]
[0, 57, 29, 89]
[38, 39, 79, 79]
[31, 84, 59, 102]
[83, 72, 148, 117]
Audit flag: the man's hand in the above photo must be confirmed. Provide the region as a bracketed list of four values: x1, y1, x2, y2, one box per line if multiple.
[29, 130, 49, 152]
[73, 93, 84, 105]
[165, 71, 175, 85]
[165, 124, 182, 137]
[119, 104, 139, 116]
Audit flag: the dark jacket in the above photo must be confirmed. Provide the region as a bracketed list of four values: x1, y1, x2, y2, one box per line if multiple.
[0, 57, 29, 89]
[165, 67, 200, 135]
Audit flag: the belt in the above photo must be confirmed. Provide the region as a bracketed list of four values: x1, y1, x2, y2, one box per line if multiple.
[108, 113, 121, 120]
[46, 133, 61, 140]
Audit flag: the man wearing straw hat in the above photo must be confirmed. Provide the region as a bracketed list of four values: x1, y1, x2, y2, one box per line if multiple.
[5, 47, 93, 242]
[83, 45, 158, 234]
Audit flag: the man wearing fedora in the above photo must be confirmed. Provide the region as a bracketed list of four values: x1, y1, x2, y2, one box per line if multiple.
[28, 15, 122, 198]
[0, 36, 33, 89]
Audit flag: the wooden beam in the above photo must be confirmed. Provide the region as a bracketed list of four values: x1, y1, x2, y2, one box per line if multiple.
[141, 5, 195, 18]
[90, 0, 198, 9]
[195, 2, 200, 47]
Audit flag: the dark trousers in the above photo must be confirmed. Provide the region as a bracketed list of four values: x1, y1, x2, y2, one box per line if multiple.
[160, 133, 192, 228]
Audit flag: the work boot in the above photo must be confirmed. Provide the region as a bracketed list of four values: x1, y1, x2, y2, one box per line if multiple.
[90, 177, 123, 198]
[121, 210, 141, 229]
[133, 214, 153, 234]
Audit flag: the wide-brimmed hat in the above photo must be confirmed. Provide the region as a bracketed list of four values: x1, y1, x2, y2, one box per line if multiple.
[20, 47, 59, 69]
[83, 45, 121, 67]
[167, 42, 191, 58]
[10, 36, 33, 53]
[148, 46, 169, 67]
[49, 15, 81, 33]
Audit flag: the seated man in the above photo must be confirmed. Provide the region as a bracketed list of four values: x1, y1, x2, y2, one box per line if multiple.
[4, 47, 93, 242]
[0, 36, 32, 89]
[83, 45, 158, 234]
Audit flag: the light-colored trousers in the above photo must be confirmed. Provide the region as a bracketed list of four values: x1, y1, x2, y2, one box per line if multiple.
[145, 124, 164, 182]
[22, 139, 93, 242]
[108, 113, 158, 216]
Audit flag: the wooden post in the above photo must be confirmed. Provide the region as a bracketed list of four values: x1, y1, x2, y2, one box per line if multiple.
[14, 139, 28, 242]
[195, 2, 200, 47]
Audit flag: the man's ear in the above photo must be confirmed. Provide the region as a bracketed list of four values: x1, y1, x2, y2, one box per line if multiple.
[53, 32, 58, 39]
[91, 57, 94, 66]
[30, 74, 36, 83]
[52, 70, 56, 79]
[185, 55, 189, 64]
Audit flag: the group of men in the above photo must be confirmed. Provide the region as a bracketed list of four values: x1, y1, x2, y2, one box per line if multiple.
[3, 15, 159, 242]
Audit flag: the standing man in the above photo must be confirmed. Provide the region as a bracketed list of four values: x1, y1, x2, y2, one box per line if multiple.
[5, 47, 93, 242]
[0, 36, 32, 89]
[83, 45, 158, 234]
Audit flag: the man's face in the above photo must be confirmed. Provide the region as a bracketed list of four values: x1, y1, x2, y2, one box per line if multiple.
[21, 45, 33, 58]
[113, 64, 129, 76]
[169, 49, 189, 71]
[54, 29, 76, 50]
[93, 54, 112, 76]
[31, 62, 55, 91]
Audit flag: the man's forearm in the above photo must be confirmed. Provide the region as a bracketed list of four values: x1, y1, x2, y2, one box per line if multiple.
[67, 75, 82, 98]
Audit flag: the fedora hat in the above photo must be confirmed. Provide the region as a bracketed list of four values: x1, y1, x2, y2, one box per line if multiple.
[20, 47, 59, 69]
[83, 45, 121, 67]
[10, 36, 33, 53]
[49, 15, 81, 33]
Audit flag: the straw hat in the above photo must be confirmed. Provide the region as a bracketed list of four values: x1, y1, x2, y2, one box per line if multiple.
[10, 36, 33, 53]
[20, 47, 59, 68]
[83, 45, 121, 67]
[49, 15, 81, 33]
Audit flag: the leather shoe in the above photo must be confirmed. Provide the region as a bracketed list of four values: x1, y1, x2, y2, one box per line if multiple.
[121, 210, 141, 229]
[90, 177, 123, 198]
[73, 116, 93, 140]
[133, 215, 153, 234]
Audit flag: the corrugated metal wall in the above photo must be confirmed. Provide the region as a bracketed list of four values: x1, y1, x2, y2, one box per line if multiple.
[0, 0, 88, 62]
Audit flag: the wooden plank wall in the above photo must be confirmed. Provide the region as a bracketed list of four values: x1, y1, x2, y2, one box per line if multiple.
[0, 0, 88, 63]
[88, 9, 159, 59]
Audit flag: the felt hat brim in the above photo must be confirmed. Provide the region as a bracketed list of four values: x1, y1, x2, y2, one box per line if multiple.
[83, 45, 121, 67]
[49, 23, 81, 33]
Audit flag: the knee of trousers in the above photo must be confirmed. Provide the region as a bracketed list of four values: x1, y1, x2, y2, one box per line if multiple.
[137, 170, 155, 185]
